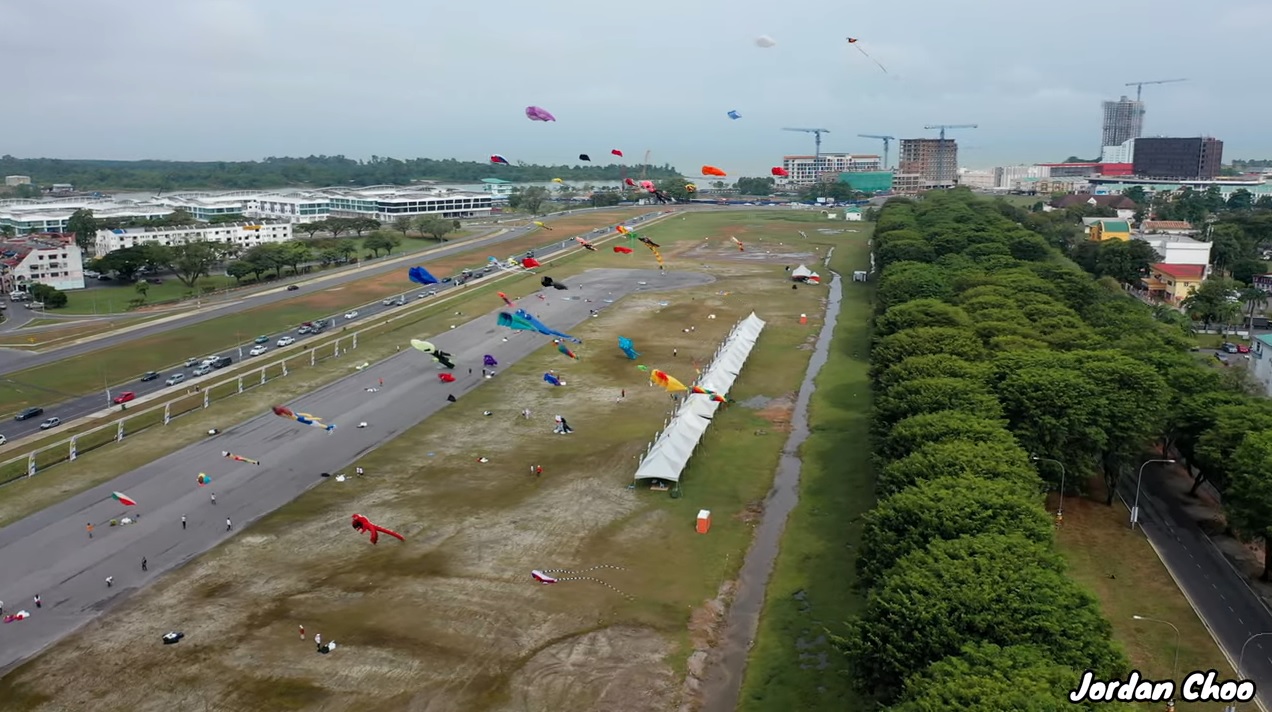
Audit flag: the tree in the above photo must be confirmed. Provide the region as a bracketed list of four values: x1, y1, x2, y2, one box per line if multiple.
[414, 216, 456, 241]
[1182, 277, 1242, 330]
[519, 186, 550, 214]
[875, 299, 971, 337]
[1227, 188, 1255, 212]
[589, 191, 621, 208]
[872, 327, 986, 374]
[1122, 185, 1147, 206]
[349, 218, 380, 237]
[734, 176, 775, 196]
[325, 217, 351, 238]
[165, 240, 224, 288]
[654, 177, 695, 202]
[994, 366, 1108, 478]
[1194, 402, 1272, 496]
[167, 208, 198, 226]
[1227, 430, 1272, 579]
[134, 280, 149, 301]
[876, 239, 935, 268]
[280, 241, 313, 273]
[877, 440, 1037, 497]
[391, 217, 413, 237]
[240, 243, 288, 277]
[296, 222, 324, 238]
[93, 246, 150, 282]
[28, 283, 68, 308]
[363, 230, 401, 257]
[877, 355, 991, 391]
[857, 475, 1052, 588]
[839, 534, 1125, 702]
[1233, 259, 1267, 287]
[139, 242, 172, 273]
[66, 208, 97, 251]
[225, 260, 256, 283]
[876, 263, 953, 310]
[873, 377, 1003, 432]
[881, 411, 1013, 462]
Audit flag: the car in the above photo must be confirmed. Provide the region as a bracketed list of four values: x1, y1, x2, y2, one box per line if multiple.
[184, 358, 200, 367]
[140, 371, 160, 382]
[254, 335, 270, 345]
[277, 336, 295, 347]
[14, 407, 43, 422]
[112, 391, 137, 405]
[1222, 343, 1240, 354]
[344, 310, 359, 319]
[39, 417, 60, 430]
[418, 290, 437, 298]
[382, 298, 395, 306]
[287, 284, 300, 291]
[166, 373, 186, 386]
[249, 345, 268, 356]
[0, 434, 7, 446]
[297, 325, 313, 335]
[211, 355, 233, 369]
[1238, 343, 1251, 354]
[192, 365, 213, 376]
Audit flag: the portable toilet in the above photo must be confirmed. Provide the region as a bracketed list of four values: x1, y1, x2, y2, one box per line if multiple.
[696, 509, 712, 534]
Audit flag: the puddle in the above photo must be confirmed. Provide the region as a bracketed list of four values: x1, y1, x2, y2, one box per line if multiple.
[698, 271, 845, 711]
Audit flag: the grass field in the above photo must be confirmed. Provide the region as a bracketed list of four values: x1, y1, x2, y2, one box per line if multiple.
[0, 211, 854, 712]
[0, 209, 666, 415]
[0, 316, 159, 348]
[737, 227, 874, 711]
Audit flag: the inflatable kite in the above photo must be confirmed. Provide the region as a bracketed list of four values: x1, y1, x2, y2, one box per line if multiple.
[578, 154, 590, 161]
[531, 570, 557, 584]
[533, 221, 552, 230]
[411, 339, 455, 369]
[552, 178, 563, 184]
[616, 225, 631, 235]
[650, 369, 688, 392]
[730, 236, 745, 251]
[522, 257, 541, 269]
[197, 473, 211, 487]
[702, 165, 727, 177]
[490, 154, 510, 165]
[727, 110, 741, 120]
[543, 372, 562, 386]
[691, 385, 731, 403]
[613, 246, 633, 254]
[531, 566, 633, 598]
[639, 179, 655, 191]
[638, 237, 665, 268]
[351, 513, 405, 545]
[637, 235, 661, 248]
[846, 37, 888, 74]
[497, 309, 581, 343]
[223, 451, 260, 465]
[112, 491, 138, 507]
[771, 167, 789, 177]
[498, 292, 516, 307]
[556, 341, 578, 360]
[408, 266, 439, 286]
[574, 237, 597, 251]
[438, 373, 456, 383]
[525, 106, 556, 122]
[618, 336, 640, 360]
[272, 405, 336, 432]
[755, 35, 776, 48]
[541, 276, 568, 290]
[611, 149, 623, 157]
[3, 611, 31, 623]
[484, 354, 498, 367]
[686, 183, 698, 193]
[624, 178, 636, 188]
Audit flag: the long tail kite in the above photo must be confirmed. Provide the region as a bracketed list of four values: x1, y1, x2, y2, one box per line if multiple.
[351, 514, 405, 545]
[846, 37, 888, 74]
[222, 451, 260, 465]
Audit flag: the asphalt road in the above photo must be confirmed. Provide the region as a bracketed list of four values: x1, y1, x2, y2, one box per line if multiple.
[1122, 465, 1272, 710]
[0, 210, 673, 441]
[0, 267, 713, 674]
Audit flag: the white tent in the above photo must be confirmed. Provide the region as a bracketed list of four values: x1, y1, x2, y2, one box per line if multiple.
[791, 264, 820, 283]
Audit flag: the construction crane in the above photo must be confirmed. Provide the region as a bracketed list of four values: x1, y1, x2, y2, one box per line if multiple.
[1125, 78, 1187, 102]
[923, 124, 978, 185]
[782, 128, 832, 178]
[858, 134, 896, 170]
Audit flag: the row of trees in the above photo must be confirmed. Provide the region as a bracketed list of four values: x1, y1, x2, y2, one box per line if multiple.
[91, 241, 227, 289]
[0, 154, 683, 191]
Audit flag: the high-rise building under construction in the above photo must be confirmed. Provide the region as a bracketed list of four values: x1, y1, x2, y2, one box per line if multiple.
[1102, 96, 1144, 147]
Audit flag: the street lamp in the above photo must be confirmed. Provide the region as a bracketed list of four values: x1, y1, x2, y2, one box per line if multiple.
[1031, 455, 1066, 522]
[1238, 632, 1272, 706]
[1132, 615, 1180, 684]
[1131, 458, 1176, 529]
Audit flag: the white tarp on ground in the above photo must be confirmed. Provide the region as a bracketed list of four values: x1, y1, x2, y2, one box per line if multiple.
[633, 312, 767, 483]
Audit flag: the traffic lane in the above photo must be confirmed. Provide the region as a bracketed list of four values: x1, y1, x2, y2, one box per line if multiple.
[0, 267, 711, 673]
[1127, 468, 1272, 708]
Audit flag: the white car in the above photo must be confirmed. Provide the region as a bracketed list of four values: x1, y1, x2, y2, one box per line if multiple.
[381, 298, 395, 306]
[192, 365, 212, 376]
[166, 373, 186, 386]
[249, 345, 268, 357]
[277, 336, 295, 347]
[0, 434, 7, 446]
[344, 310, 359, 320]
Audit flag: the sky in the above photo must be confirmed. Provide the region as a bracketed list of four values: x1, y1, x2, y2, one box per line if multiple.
[3, 0, 1268, 175]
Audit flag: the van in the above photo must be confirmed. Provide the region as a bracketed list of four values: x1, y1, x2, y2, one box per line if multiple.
[212, 355, 233, 369]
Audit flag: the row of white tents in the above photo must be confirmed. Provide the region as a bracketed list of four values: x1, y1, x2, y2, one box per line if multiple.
[633, 312, 767, 484]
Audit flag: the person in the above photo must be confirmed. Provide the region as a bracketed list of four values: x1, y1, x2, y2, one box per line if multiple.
[86, 522, 93, 539]
[378, 378, 383, 387]
[106, 576, 113, 588]
[468, 368, 472, 375]
[673, 348, 678, 357]
[481, 368, 487, 377]
[621, 389, 625, 399]
[141, 558, 148, 572]
[355, 467, 364, 477]
[210, 492, 216, 505]
[181, 515, 187, 530]
[535, 465, 543, 477]
[299, 624, 306, 640]
[0, 600, 4, 616]
[34, 594, 40, 608]
[315, 633, 322, 648]
[226, 518, 232, 531]
[447, 394, 457, 403]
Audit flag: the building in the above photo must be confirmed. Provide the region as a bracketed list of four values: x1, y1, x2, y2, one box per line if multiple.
[994, 164, 1051, 189]
[245, 193, 332, 223]
[0, 233, 86, 292]
[782, 154, 882, 185]
[4, 176, 31, 186]
[155, 192, 257, 221]
[1102, 96, 1144, 147]
[1133, 137, 1224, 180]
[480, 178, 516, 198]
[1140, 220, 1196, 235]
[837, 171, 894, 193]
[1250, 335, 1272, 397]
[956, 168, 995, 190]
[1087, 218, 1131, 241]
[1047, 194, 1139, 220]
[93, 221, 293, 258]
[899, 139, 958, 187]
[1134, 234, 1211, 267]
[1253, 274, 1272, 294]
[0, 198, 174, 234]
[1143, 263, 1205, 305]
[1101, 139, 1136, 164]
[318, 185, 493, 221]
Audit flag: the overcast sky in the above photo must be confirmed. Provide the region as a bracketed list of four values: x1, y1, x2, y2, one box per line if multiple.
[3, 0, 1266, 175]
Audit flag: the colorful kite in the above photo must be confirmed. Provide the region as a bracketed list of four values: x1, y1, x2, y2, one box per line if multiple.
[272, 405, 336, 432]
[407, 266, 439, 286]
[639, 179, 655, 191]
[730, 236, 745, 251]
[846, 37, 888, 73]
[490, 154, 510, 165]
[530, 566, 633, 598]
[496, 309, 581, 343]
[497, 291, 516, 307]
[618, 336, 640, 360]
[551, 178, 564, 184]
[197, 473, 211, 487]
[522, 257, 541, 269]
[727, 110, 741, 120]
[755, 35, 776, 48]
[533, 221, 552, 230]
[484, 354, 498, 367]
[222, 451, 260, 465]
[351, 513, 405, 545]
[574, 236, 597, 251]
[532, 570, 558, 584]
[691, 385, 731, 403]
[543, 372, 563, 386]
[541, 276, 568, 290]
[686, 183, 698, 193]
[410, 339, 455, 369]
[525, 106, 556, 122]
[702, 165, 727, 177]
[624, 178, 637, 188]
[556, 341, 578, 360]
[438, 373, 456, 383]
[112, 491, 138, 507]
[613, 245, 633, 254]
[771, 167, 789, 177]
[637, 235, 660, 248]
[611, 149, 623, 157]
[578, 154, 590, 161]
[641, 240, 665, 268]
[650, 369, 688, 392]
[616, 225, 630, 235]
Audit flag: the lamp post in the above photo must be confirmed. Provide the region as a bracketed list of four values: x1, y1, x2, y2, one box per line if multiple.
[1132, 615, 1180, 690]
[1238, 632, 1272, 709]
[1131, 458, 1176, 529]
[1031, 455, 1066, 523]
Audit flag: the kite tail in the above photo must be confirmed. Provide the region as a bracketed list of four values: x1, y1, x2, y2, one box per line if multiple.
[538, 566, 633, 599]
[854, 45, 888, 74]
[644, 243, 664, 268]
[376, 525, 406, 542]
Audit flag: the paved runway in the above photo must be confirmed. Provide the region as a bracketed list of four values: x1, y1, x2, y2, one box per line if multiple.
[0, 267, 713, 674]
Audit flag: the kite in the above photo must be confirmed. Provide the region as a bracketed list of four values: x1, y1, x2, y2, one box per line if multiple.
[112, 491, 138, 507]
[686, 183, 698, 193]
[410, 339, 456, 369]
[497, 309, 581, 343]
[556, 341, 578, 360]
[846, 37, 888, 74]
[755, 35, 776, 48]
[651, 189, 672, 205]
[636, 365, 649, 371]
[531, 566, 633, 598]
[702, 165, 727, 177]
[351, 513, 405, 545]
[574, 236, 597, 251]
[578, 154, 590, 161]
[543, 372, 563, 386]
[272, 405, 336, 432]
[533, 221, 553, 230]
[407, 266, 439, 286]
[624, 178, 636, 188]
[613, 246, 633, 254]
[541, 276, 568, 290]
[525, 106, 556, 122]
[618, 336, 640, 360]
[223, 451, 260, 465]
[611, 149, 623, 157]
[553, 414, 574, 434]
[730, 236, 745, 251]
[771, 167, 789, 177]
[641, 240, 665, 268]
[438, 373, 456, 383]
[650, 369, 688, 392]
[483, 354, 498, 367]
[197, 473, 211, 487]
[551, 178, 564, 184]
[3, 611, 31, 623]
[497, 291, 516, 307]
[691, 385, 731, 403]
[639, 179, 655, 191]
[522, 257, 541, 269]
[616, 225, 630, 235]
[490, 154, 510, 165]
[488, 256, 527, 273]
[636, 235, 660, 248]
[727, 110, 741, 120]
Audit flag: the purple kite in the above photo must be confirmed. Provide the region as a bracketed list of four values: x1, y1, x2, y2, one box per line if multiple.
[484, 355, 498, 367]
[525, 106, 556, 122]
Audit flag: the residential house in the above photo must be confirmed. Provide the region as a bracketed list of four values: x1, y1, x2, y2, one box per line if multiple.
[1140, 220, 1196, 235]
[1134, 233, 1211, 268]
[1253, 274, 1272, 294]
[1087, 218, 1132, 242]
[1046, 193, 1139, 220]
[1143, 263, 1205, 305]
[1250, 334, 1272, 397]
[0, 233, 86, 292]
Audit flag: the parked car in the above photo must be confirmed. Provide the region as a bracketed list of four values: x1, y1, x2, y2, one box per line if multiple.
[277, 336, 295, 347]
[112, 391, 137, 405]
[1222, 342, 1240, 354]
[287, 284, 300, 291]
[249, 345, 268, 357]
[192, 365, 213, 376]
[39, 417, 61, 430]
[166, 373, 187, 386]
[254, 335, 270, 345]
[14, 407, 44, 421]
[344, 310, 359, 319]
[1238, 343, 1251, 354]
[140, 371, 161, 382]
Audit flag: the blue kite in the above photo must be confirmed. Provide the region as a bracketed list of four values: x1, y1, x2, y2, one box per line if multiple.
[543, 372, 562, 386]
[618, 336, 640, 360]
[408, 266, 439, 286]
[496, 309, 581, 343]
[727, 110, 741, 120]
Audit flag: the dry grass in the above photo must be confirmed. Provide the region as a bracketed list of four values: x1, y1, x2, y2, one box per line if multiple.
[0, 213, 841, 712]
[0, 317, 157, 348]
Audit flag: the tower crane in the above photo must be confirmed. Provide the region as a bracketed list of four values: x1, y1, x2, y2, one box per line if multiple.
[1125, 78, 1187, 102]
[858, 134, 896, 170]
[923, 124, 978, 185]
[782, 128, 832, 178]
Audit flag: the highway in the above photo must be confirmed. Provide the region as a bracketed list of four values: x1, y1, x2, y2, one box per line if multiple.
[1121, 464, 1272, 710]
[0, 267, 714, 674]
[0, 210, 672, 442]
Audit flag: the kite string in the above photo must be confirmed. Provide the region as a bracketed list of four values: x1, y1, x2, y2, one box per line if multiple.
[539, 565, 634, 600]
[853, 44, 888, 74]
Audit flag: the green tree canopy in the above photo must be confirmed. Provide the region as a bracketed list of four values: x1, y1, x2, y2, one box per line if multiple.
[877, 355, 991, 391]
[876, 262, 953, 310]
[166, 241, 225, 288]
[1227, 430, 1272, 579]
[877, 439, 1036, 497]
[414, 216, 456, 241]
[873, 377, 1003, 433]
[880, 410, 1014, 462]
[874, 299, 971, 337]
[65, 208, 97, 251]
[871, 327, 985, 374]
[363, 230, 402, 257]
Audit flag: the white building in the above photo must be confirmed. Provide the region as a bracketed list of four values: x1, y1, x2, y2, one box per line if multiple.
[93, 221, 293, 258]
[245, 193, 332, 223]
[317, 185, 493, 221]
[1133, 233, 1211, 268]
[957, 168, 996, 190]
[1101, 139, 1136, 164]
[155, 192, 258, 221]
[0, 234, 86, 292]
[782, 154, 883, 185]
[0, 198, 174, 234]
[993, 164, 1051, 189]
[5, 176, 31, 186]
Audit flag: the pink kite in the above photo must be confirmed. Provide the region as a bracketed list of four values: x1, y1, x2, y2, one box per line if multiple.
[4, 611, 31, 623]
[525, 106, 556, 122]
[574, 236, 597, 251]
[522, 257, 541, 269]
[490, 154, 510, 165]
[613, 246, 633, 254]
[531, 570, 558, 584]
[611, 149, 623, 157]
[438, 373, 456, 383]
[639, 180, 655, 191]
[624, 178, 636, 187]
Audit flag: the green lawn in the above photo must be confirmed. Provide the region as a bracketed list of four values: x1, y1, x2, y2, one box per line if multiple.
[737, 227, 874, 711]
[64, 275, 239, 314]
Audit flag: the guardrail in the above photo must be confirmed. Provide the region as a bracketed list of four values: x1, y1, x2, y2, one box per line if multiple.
[0, 209, 677, 488]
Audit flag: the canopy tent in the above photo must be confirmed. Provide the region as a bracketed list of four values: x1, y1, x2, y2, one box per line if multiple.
[633, 313, 767, 483]
[791, 264, 821, 284]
